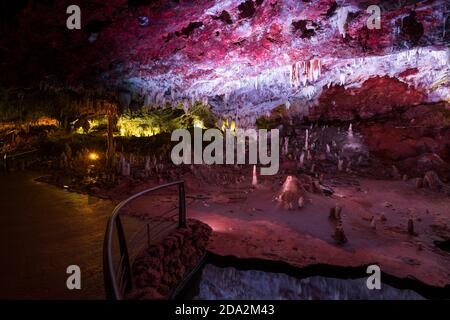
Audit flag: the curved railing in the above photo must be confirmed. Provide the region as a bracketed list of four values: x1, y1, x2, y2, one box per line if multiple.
[103, 180, 186, 300]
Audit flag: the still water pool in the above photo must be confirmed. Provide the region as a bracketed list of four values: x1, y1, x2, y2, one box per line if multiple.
[194, 264, 424, 300]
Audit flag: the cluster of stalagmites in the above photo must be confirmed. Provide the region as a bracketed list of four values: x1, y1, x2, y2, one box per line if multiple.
[414, 170, 449, 194]
[279, 123, 369, 177]
[127, 219, 212, 300]
[391, 162, 450, 195]
[328, 201, 429, 247]
[116, 153, 167, 180]
[328, 205, 419, 246]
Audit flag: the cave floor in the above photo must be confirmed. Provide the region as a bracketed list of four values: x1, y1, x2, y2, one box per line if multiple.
[119, 171, 450, 291]
[0, 171, 114, 299]
[2, 169, 448, 299]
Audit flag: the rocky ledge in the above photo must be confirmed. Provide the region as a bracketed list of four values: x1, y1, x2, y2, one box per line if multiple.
[126, 219, 212, 300]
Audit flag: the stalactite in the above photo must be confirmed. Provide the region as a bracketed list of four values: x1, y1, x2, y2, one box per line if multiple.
[336, 7, 349, 38]
[291, 59, 322, 88]
[303, 86, 316, 100]
[285, 100, 291, 109]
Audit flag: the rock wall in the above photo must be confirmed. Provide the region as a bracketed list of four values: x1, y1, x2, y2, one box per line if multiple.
[127, 219, 212, 300]
[359, 102, 450, 179]
[310, 76, 425, 121]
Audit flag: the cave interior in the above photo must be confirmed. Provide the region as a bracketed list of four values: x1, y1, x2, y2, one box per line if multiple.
[0, 0, 449, 300]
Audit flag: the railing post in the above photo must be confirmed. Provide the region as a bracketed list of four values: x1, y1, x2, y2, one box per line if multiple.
[178, 181, 186, 228]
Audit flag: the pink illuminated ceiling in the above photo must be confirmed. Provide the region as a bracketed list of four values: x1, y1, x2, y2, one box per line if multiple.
[1, 0, 449, 117]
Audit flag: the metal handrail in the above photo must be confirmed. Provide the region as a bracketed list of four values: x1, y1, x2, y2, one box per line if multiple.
[3, 148, 38, 159]
[1, 149, 39, 171]
[103, 180, 186, 300]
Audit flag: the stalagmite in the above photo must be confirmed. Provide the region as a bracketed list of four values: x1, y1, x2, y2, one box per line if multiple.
[298, 196, 305, 209]
[423, 171, 443, 190]
[144, 156, 151, 176]
[346, 160, 352, 172]
[408, 216, 415, 235]
[252, 165, 258, 186]
[406, 208, 418, 236]
[370, 216, 377, 229]
[319, 173, 324, 183]
[305, 129, 309, 150]
[277, 176, 302, 210]
[348, 123, 353, 138]
[60, 152, 68, 169]
[415, 178, 424, 188]
[122, 161, 130, 176]
[392, 165, 400, 179]
[329, 205, 342, 220]
[299, 152, 305, 167]
[333, 222, 348, 245]
[357, 155, 363, 164]
[282, 137, 289, 156]
[118, 154, 126, 175]
[326, 144, 331, 154]
[338, 159, 344, 171]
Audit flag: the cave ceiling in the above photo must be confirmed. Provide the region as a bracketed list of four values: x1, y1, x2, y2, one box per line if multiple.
[1, 0, 449, 118]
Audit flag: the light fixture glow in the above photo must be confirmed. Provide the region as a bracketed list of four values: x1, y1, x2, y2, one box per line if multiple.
[88, 152, 99, 161]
